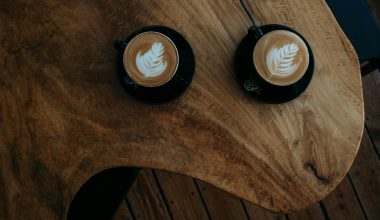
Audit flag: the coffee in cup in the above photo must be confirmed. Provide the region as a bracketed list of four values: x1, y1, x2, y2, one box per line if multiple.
[123, 32, 179, 87]
[234, 24, 314, 103]
[253, 30, 310, 86]
[115, 26, 195, 104]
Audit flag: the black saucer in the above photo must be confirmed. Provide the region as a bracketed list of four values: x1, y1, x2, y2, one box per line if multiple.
[115, 25, 195, 104]
[234, 24, 314, 104]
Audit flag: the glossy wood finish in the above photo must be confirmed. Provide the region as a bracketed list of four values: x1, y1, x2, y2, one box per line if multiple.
[0, 0, 363, 218]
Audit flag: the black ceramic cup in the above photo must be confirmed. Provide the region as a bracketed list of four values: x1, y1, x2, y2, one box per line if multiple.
[115, 25, 195, 104]
[234, 24, 314, 103]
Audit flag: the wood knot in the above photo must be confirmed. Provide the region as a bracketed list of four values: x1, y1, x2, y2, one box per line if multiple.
[304, 162, 330, 185]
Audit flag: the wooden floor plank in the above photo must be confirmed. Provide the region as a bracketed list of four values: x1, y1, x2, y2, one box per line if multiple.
[196, 180, 248, 220]
[349, 130, 380, 219]
[242, 201, 286, 220]
[322, 176, 366, 220]
[287, 204, 325, 220]
[127, 170, 172, 220]
[153, 170, 209, 220]
[112, 200, 134, 220]
[362, 71, 380, 157]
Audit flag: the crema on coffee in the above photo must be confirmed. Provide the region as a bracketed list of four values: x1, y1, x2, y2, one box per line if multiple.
[123, 32, 179, 87]
[253, 30, 309, 86]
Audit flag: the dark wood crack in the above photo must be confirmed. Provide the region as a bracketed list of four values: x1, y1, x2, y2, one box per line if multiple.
[304, 162, 330, 185]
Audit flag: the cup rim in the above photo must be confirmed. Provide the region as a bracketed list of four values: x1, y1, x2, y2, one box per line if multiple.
[122, 31, 180, 88]
[234, 24, 315, 104]
[252, 29, 310, 86]
[115, 25, 196, 104]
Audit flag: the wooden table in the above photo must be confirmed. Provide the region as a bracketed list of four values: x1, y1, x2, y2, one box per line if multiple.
[0, 0, 364, 218]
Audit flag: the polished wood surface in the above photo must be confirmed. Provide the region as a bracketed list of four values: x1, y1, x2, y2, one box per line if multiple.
[114, 71, 379, 220]
[115, 71, 380, 220]
[0, 0, 363, 218]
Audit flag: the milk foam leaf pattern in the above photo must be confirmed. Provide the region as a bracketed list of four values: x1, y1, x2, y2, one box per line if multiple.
[266, 43, 299, 77]
[136, 42, 167, 78]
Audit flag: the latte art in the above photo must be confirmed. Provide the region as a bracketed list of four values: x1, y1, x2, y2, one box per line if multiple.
[266, 43, 299, 77]
[136, 42, 167, 78]
[123, 32, 179, 87]
[253, 30, 309, 86]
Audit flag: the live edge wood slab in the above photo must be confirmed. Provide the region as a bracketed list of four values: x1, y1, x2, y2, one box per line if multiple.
[0, 0, 364, 218]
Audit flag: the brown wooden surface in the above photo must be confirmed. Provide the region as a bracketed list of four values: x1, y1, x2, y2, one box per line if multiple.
[112, 200, 133, 220]
[322, 177, 366, 220]
[287, 204, 324, 220]
[349, 131, 380, 219]
[154, 171, 209, 220]
[350, 72, 380, 219]
[243, 201, 286, 220]
[0, 0, 364, 218]
[362, 72, 380, 154]
[196, 181, 247, 220]
[127, 170, 172, 220]
[113, 71, 380, 220]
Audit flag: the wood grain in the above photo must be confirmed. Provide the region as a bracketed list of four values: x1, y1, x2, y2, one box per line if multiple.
[349, 122, 380, 219]
[196, 181, 248, 220]
[322, 177, 366, 220]
[243, 201, 286, 220]
[0, 0, 363, 218]
[287, 204, 325, 220]
[362, 71, 380, 155]
[154, 170, 209, 220]
[126, 170, 171, 220]
[112, 200, 134, 220]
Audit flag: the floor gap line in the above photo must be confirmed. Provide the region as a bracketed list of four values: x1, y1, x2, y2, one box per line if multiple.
[239, 199, 251, 220]
[125, 197, 137, 220]
[285, 214, 291, 220]
[193, 179, 212, 220]
[319, 202, 330, 220]
[151, 170, 174, 220]
[347, 173, 369, 220]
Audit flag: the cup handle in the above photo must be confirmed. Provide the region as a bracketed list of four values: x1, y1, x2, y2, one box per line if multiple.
[248, 26, 264, 40]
